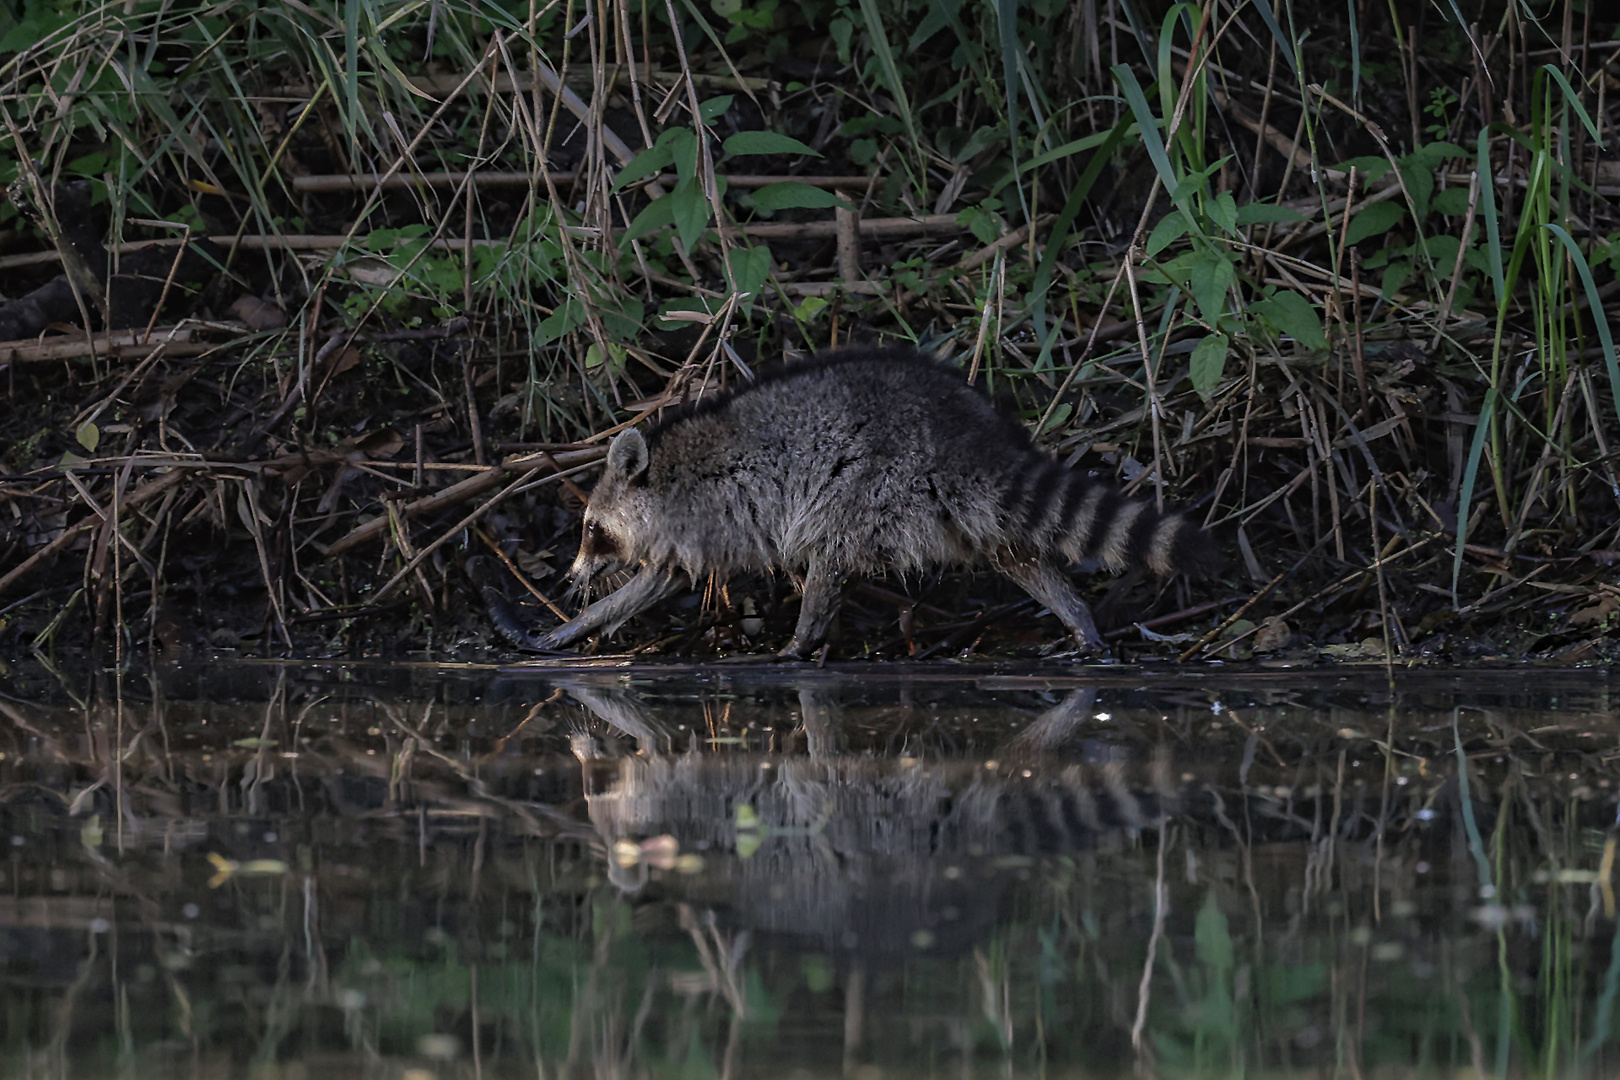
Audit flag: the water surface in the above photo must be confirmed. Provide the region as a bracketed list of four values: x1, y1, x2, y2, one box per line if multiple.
[1, 660, 1616, 1078]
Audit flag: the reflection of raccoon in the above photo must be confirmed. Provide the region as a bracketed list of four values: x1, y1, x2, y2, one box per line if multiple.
[568, 684, 1173, 956]
[540, 346, 1219, 658]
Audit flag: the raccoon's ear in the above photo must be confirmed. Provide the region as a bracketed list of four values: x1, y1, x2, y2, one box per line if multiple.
[606, 429, 648, 480]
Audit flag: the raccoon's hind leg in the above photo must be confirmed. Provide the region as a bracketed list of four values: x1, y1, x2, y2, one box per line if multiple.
[779, 557, 847, 660]
[536, 567, 685, 651]
[1000, 559, 1107, 655]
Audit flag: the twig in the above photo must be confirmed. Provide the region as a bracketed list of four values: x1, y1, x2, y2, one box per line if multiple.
[289, 170, 871, 192]
[323, 449, 603, 557]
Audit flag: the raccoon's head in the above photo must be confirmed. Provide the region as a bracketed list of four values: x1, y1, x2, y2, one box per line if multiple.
[568, 428, 652, 593]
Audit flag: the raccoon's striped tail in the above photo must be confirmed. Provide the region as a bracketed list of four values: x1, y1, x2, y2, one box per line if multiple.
[1004, 463, 1221, 577]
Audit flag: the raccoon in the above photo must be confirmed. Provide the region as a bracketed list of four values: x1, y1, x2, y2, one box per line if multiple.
[537, 345, 1219, 658]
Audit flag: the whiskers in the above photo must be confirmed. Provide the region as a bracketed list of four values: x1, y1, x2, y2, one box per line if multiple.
[566, 563, 636, 607]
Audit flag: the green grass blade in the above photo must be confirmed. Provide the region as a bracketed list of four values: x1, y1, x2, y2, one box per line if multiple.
[855, 0, 922, 167]
[1476, 128, 1505, 311]
[1544, 223, 1620, 425]
[1539, 63, 1605, 147]
[1028, 118, 1130, 340]
[343, 0, 361, 148]
[1249, 0, 1301, 81]
[1111, 64, 1175, 199]
[1452, 387, 1496, 605]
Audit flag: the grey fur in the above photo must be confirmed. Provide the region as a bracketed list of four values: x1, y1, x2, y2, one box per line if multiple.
[539, 345, 1218, 658]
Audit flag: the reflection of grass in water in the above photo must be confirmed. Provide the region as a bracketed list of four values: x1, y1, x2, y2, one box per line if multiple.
[3, 676, 1620, 1075]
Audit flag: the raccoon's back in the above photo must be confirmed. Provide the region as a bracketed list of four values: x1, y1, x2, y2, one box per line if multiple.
[645, 349, 1033, 571]
[640, 347, 1216, 579]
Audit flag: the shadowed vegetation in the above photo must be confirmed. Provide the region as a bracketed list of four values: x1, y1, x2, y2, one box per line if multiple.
[0, 0, 1616, 661]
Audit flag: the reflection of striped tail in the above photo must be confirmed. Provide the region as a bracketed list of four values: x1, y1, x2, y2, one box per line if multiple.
[997, 460, 1222, 577]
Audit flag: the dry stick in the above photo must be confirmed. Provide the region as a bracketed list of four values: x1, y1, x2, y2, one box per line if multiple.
[894, 217, 1047, 308]
[1331, 166, 1363, 408]
[475, 527, 570, 622]
[0, 328, 207, 364]
[537, 450, 592, 505]
[0, 216, 963, 272]
[70, 335, 195, 430]
[4, 128, 104, 345]
[964, 252, 1001, 384]
[323, 448, 603, 558]
[834, 205, 860, 285]
[1176, 564, 1293, 661]
[368, 462, 591, 605]
[1504, 369, 1583, 552]
[241, 479, 293, 649]
[1033, 5, 1215, 441]
[1131, 820, 1171, 1054]
[0, 469, 187, 599]
[1430, 170, 1481, 353]
[1369, 477, 1398, 666]
[1197, 536, 1437, 660]
[1577, 368, 1620, 511]
[407, 67, 772, 97]
[289, 171, 872, 192]
[614, 0, 655, 149]
[1034, 270, 1131, 434]
[1123, 253, 1166, 512]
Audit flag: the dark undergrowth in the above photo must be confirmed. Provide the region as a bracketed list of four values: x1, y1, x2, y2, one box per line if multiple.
[0, 0, 1617, 664]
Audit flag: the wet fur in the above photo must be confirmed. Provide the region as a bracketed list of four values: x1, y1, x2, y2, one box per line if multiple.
[540, 345, 1220, 658]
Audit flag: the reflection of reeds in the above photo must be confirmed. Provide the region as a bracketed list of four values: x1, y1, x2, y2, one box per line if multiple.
[1, 669, 1618, 1074]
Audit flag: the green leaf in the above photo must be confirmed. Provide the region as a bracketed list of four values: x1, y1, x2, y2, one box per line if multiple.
[792, 295, 829, 322]
[1333, 155, 1391, 181]
[1379, 260, 1413, 301]
[621, 195, 675, 244]
[1397, 150, 1436, 219]
[722, 131, 821, 158]
[599, 299, 645, 341]
[1408, 141, 1470, 167]
[1345, 200, 1405, 246]
[1416, 234, 1462, 268]
[1186, 249, 1235, 325]
[1208, 192, 1239, 236]
[698, 95, 735, 123]
[670, 178, 711, 250]
[67, 152, 109, 176]
[1235, 202, 1305, 226]
[957, 205, 1000, 245]
[535, 296, 586, 346]
[1145, 211, 1191, 257]
[725, 244, 773, 297]
[907, 0, 960, 49]
[1432, 186, 1472, 216]
[75, 422, 99, 453]
[1252, 290, 1327, 351]
[613, 143, 675, 191]
[1545, 223, 1620, 426]
[1111, 65, 1176, 199]
[666, 127, 699, 184]
[751, 182, 853, 212]
[1189, 334, 1229, 402]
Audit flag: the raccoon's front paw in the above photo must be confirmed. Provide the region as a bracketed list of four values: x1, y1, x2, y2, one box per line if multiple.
[775, 639, 817, 661]
[532, 618, 591, 653]
[483, 584, 563, 652]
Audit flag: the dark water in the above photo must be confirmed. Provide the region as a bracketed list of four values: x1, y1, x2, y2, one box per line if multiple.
[1, 659, 1617, 1079]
